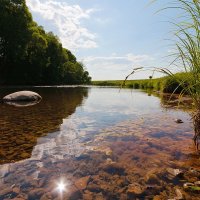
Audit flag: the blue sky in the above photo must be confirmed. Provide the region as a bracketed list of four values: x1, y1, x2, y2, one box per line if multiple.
[27, 0, 181, 80]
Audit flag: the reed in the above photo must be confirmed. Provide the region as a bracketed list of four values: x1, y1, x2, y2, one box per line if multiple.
[123, 0, 200, 148]
[152, 0, 200, 148]
[171, 0, 200, 148]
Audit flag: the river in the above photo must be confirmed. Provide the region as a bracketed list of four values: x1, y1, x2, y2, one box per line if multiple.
[0, 86, 199, 199]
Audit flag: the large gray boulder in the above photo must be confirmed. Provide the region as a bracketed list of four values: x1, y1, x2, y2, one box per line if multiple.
[3, 91, 42, 102]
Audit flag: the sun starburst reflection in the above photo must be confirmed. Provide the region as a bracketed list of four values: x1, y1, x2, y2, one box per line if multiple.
[56, 180, 67, 193]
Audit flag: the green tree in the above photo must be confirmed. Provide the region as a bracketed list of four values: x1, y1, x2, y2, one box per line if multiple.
[0, 0, 92, 85]
[0, 0, 33, 83]
[25, 25, 48, 84]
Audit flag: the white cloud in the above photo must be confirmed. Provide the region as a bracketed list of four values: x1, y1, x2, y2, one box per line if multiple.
[126, 53, 153, 63]
[27, 0, 97, 49]
[81, 53, 156, 80]
[83, 53, 153, 65]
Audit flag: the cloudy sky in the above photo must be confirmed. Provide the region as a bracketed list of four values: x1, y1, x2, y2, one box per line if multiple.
[27, 0, 180, 80]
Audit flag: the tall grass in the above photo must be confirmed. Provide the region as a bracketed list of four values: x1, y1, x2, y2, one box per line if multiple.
[170, 0, 200, 148]
[151, 0, 200, 148]
[124, 0, 200, 148]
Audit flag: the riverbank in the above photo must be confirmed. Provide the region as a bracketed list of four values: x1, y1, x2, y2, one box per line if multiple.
[92, 72, 190, 94]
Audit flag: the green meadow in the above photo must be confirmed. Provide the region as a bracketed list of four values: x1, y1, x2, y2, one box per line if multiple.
[92, 72, 190, 94]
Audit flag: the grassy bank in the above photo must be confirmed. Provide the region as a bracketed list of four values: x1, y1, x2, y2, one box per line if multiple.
[92, 72, 189, 94]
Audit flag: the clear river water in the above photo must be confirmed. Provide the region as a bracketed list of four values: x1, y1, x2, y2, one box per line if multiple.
[0, 86, 199, 200]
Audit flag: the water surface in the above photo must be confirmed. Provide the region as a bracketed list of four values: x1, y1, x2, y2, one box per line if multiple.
[0, 87, 199, 199]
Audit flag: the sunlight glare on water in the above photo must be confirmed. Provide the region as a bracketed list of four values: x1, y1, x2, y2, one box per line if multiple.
[56, 180, 67, 193]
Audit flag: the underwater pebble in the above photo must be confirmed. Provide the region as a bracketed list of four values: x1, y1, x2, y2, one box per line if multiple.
[12, 187, 20, 194]
[166, 168, 184, 179]
[175, 188, 184, 200]
[175, 119, 183, 123]
[74, 176, 91, 190]
[194, 181, 200, 186]
[127, 182, 144, 195]
[183, 182, 194, 188]
[28, 188, 44, 199]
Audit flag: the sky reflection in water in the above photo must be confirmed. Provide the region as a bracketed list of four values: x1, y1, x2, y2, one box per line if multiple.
[0, 87, 196, 199]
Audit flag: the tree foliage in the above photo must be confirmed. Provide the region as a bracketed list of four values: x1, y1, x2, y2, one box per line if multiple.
[0, 0, 91, 85]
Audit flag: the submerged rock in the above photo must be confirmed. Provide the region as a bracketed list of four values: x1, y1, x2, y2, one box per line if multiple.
[74, 176, 91, 190]
[102, 163, 126, 175]
[3, 91, 42, 102]
[127, 183, 144, 195]
[166, 168, 184, 179]
[175, 188, 184, 200]
[175, 119, 183, 124]
[28, 188, 44, 200]
[194, 181, 200, 186]
[12, 187, 20, 194]
[183, 182, 194, 189]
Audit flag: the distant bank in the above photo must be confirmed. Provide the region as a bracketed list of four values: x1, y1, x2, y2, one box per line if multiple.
[92, 72, 190, 94]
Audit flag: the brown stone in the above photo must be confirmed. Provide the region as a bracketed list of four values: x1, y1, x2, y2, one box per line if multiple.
[28, 188, 44, 199]
[102, 163, 125, 175]
[153, 195, 163, 200]
[94, 193, 104, 200]
[127, 183, 144, 195]
[0, 188, 11, 196]
[83, 190, 93, 200]
[21, 152, 30, 159]
[166, 168, 184, 179]
[74, 176, 91, 190]
[194, 181, 200, 186]
[15, 139, 25, 145]
[183, 182, 194, 189]
[87, 183, 102, 193]
[14, 193, 28, 200]
[40, 192, 53, 200]
[68, 187, 82, 200]
[146, 173, 160, 185]
[12, 187, 20, 194]
[120, 193, 128, 200]
[175, 188, 184, 200]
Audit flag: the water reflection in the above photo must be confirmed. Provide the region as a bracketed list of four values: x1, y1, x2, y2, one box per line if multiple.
[4, 99, 41, 107]
[159, 93, 192, 110]
[0, 87, 199, 199]
[0, 87, 89, 163]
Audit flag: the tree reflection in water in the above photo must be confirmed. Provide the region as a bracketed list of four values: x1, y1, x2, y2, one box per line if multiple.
[0, 87, 89, 163]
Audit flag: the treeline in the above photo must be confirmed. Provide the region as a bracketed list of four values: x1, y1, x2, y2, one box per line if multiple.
[0, 0, 91, 85]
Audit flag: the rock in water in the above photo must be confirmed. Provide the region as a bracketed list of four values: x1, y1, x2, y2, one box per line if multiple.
[166, 168, 184, 179]
[3, 91, 42, 102]
[175, 119, 183, 123]
[175, 188, 184, 200]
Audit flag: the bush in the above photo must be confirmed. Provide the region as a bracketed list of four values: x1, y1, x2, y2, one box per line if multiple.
[133, 82, 140, 89]
[162, 76, 184, 93]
